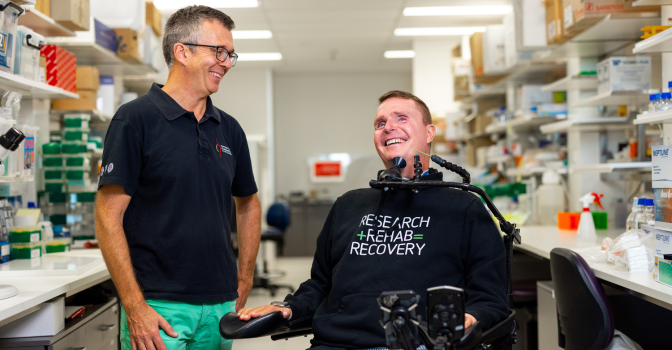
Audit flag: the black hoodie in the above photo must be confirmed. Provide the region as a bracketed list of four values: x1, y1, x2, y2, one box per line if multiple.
[284, 171, 509, 349]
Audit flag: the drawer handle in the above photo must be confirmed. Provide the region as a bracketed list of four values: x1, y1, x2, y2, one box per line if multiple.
[100, 324, 116, 331]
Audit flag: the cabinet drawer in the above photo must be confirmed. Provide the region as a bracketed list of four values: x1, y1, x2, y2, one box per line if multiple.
[52, 304, 118, 350]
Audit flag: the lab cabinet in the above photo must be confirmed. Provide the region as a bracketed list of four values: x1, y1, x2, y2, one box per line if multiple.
[0, 298, 119, 350]
[284, 201, 333, 256]
[537, 281, 562, 350]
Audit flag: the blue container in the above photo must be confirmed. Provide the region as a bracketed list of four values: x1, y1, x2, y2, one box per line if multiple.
[0, 241, 9, 264]
[95, 19, 117, 53]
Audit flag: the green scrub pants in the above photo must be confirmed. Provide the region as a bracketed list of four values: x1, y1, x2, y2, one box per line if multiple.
[120, 299, 236, 350]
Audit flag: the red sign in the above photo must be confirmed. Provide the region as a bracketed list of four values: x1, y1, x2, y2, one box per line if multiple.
[314, 161, 342, 177]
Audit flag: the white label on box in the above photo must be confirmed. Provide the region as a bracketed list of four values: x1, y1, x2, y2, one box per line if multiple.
[547, 22, 555, 41]
[30, 233, 39, 242]
[652, 145, 672, 188]
[564, 6, 573, 28]
[30, 248, 39, 259]
[0, 245, 7, 256]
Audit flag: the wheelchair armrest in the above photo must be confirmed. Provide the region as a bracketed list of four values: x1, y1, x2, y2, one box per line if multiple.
[455, 321, 482, 350]
[219, 311, 291, 339]
[480, 309, 516, 345]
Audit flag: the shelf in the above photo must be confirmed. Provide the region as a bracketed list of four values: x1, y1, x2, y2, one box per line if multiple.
[50, 109, 113, 129]
[572, 91, 649, 107]
[633, 27, 672, 53]
[43, 41, 157, 76]
[534, 14, 660, 59]
[456, 130, 491, 141]
[18, 8, 75, 37]
[633, 0, 672, 5]
[570, 161, 651, 173]
[485, 116, 560, 134]
[542, 75, 598, 92]
[634, 110, 672, 124]
[540, 117, 631, 134]
[505, 166, 568, 177]
[461, 88, 507, 104]
[0, 70, 77, 99]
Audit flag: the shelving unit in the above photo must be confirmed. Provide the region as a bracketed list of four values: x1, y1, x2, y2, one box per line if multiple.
[534, 14, 660, 60]
[485, 116, 559, 134]
[0, 70, 77, 99]
[570, 162, 652, 173]
[540, 117, 631, 134]
[18, 9, 75, 37]
[572, 91, 649, 107]
[541, 75, 598, 92]
[633, 0, 672, 6]
[43, 41, 157, 76]
[461, 87, 507, 104]
[634, 110, 672, 124]
[505, 166, 568, 178]
[633, 27, 672, 53]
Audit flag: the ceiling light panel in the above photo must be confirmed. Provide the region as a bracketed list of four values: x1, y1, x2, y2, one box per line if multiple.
[384, 50, 415, 59]
[403, 6, 512, 16]
[232, 30, 273, 39]
[154, 0, 258, 10]
[237, 52, 283, 61]
[394, 27, 486, 36]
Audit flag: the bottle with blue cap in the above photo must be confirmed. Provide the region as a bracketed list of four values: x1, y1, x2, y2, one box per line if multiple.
[636, 198, 655, 229]
[649, 94, 658, 112]
[661, 92, 672, 111]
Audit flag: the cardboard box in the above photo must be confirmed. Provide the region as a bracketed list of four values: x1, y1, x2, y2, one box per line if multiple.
[469, 115, 493, 134]
[454, 76, 469, 100]
[470, 33, 484, 76]
[546, 0, 566, 45]
[95, 19, 117, 53]
[114, 28, 141, 63]
[596, 56, 651, 94]
[514, 0, 548, 49]
[0, 297, 64, 338]
[564, 0, 660, 35]
[52, 90, 97, 111]
[482, 25, 507, 75]
[146, 2, 162, 36]
[76, 66, 99, 91]
[51, 0, 90, 31]
[465, 137, 493, 167]
[35, 0, 50, 17]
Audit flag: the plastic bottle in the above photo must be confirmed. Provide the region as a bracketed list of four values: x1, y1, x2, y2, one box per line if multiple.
[655, 93, 664, 111]
[662, 92, 672, 111]
[626, 197, 640, 230]
[536, 169, 565, 225]
[649, 94, 657, 112]
[578, 192, 603, 242]
[636, 198, 655, 228]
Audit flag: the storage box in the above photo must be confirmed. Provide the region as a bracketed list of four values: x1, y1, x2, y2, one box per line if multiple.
[114, 28, 141, 63]
[38, 54, 46, 83]
[0, 297, 64, 337]
[9, 242, 41, 259]
[146, 1, 162, 36]
[143, 26, 162, 70]
[655, 188, 672, 232]
[97, 76, 115, 114]
[470, 32, 484, 76]
[14, 26, 43, 81]
[517, 85, 554, 113]
[76, 66, 99, 91]
[482, 25, 506, 75]
[0, 241, 9, 263]
[35, 0, 49, 16]
[41, 45, 76, 92]
[563, 0, 660, 36]
[597, 56, 651, 94]
[654, 255, 672, 288]
[0, 2, 20, 73]
[52, 90, 97, 111]
[513, 0, 548, 49]
[50, 0, 90, 31]
[95, 19, 117, 53]
[546, 0, 566, 45]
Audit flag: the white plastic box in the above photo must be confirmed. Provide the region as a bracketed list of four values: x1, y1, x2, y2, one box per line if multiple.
[482, 25, 507, 75]
[597, 56, 652, 95]
[14, 26, 43, 81]
[0, 296, 64, 337]
[143, 27, 162, 71]
[517, 85, 554, 113]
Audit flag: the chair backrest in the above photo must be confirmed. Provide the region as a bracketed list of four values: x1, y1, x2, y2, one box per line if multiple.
[266, 202, 290, 231]
[550, 248, 613, 350]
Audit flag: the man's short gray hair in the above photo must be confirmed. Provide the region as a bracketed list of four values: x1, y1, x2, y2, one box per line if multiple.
[162, 5, 235, 68]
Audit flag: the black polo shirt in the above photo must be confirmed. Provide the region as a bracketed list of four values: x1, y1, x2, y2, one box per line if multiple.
[98, 83, 257, 303]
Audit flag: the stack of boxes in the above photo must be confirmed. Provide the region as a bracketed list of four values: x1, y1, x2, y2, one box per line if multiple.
[6, 213, 70, 262]
[62, 114, 91, 191]
[40, 45, 77, 93]
[52, 66, 99, 111]
[49, 0, 90, 32]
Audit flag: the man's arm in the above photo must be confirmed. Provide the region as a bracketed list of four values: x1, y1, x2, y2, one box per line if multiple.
[96, 184, 177, 350]
[233, 193, 261, 311]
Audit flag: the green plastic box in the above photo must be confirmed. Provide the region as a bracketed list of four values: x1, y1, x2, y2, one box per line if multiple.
[592, 212, 608, 230]
[44, 170, 63, 180]
[42, 142, 61, 155]
[42, 157, 63, 167]
[8, 228, 41, 243]
[66, 170, 90, 181]
[10, 243, 41, 259]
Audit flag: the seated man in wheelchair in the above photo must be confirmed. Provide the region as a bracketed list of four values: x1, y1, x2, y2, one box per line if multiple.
[236, 90, 509, 349]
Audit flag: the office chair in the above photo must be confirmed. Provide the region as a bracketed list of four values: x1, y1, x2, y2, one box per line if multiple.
[253, 202, 294, 297]
[550, 248, 614, 350]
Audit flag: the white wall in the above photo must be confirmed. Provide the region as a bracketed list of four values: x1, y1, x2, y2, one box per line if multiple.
[274, 72, 412, 199]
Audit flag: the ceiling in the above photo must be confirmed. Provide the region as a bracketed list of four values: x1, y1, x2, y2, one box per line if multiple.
[158, 0, 510, 72]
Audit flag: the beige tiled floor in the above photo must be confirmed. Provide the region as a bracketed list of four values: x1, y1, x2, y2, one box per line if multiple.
[232, 257, 314, 350]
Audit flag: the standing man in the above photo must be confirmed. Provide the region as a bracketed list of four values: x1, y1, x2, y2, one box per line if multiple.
[96, 6, 261, 350]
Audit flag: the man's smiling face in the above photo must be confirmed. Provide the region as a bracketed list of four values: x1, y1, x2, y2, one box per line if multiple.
[373, 97, 435, 175]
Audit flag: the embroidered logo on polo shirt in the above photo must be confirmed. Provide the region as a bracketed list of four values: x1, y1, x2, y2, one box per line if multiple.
[215, 139, 232, 157]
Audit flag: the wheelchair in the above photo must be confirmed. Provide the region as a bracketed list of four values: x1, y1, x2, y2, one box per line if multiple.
[219, 155, 522, 350]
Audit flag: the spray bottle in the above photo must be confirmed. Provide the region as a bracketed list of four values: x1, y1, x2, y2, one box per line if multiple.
[577, 192, 604, 241]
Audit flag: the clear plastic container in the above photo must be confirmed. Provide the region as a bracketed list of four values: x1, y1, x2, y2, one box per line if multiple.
[626, 197, 641, 231]
[661, 92, 672, 111]
[655, 93, 664, 111]
[649, 94, 657, 112]
[637, 198, 655, 228]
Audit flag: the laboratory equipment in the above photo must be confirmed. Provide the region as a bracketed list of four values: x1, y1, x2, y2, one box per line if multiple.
[626, 197, 641, 230]
[577, 192, 603, 242]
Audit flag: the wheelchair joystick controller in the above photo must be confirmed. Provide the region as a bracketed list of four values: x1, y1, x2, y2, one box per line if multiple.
[378, 157, 406, 182]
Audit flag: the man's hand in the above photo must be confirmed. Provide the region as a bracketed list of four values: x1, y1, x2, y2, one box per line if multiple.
[235, 277, 253, 311]
[238, 304, 291, 321]
[465, 313, 477, 329]
[125, 302, 178, 350]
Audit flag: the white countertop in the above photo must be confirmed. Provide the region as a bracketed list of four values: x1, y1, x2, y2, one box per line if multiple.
[516, 226, 672, 307]
[0, 250, 109, 323]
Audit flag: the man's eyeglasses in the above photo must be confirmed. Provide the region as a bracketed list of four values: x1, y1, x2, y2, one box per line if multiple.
[182, 43, 238, 67]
